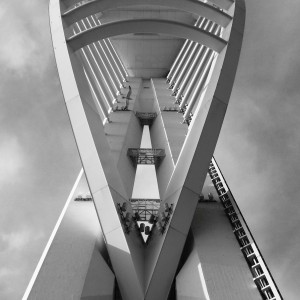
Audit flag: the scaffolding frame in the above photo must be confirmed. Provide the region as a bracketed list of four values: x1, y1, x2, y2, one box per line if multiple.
[127, 148, 165, 167]
[130, 198, 161, 221]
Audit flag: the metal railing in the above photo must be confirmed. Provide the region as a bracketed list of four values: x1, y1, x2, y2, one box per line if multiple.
[127, 148, 165, 167]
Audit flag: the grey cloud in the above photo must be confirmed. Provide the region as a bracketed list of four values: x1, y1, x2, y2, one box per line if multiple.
[0, 0, 51, 75]
[1, 0, 300, 299]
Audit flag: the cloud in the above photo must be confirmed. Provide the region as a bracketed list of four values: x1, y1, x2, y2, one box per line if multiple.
[0, 268, 20, 298]
[214, 2, 300, 298]
[0, 229, 44, 252]
[0, 0, 52, 76]
[0, 135, 25, 187]
[0, 0, 298, 299]
[0, 227, 45, 300]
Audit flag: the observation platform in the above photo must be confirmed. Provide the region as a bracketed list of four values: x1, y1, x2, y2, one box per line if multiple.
[135, 112, 157, 126]
[127, 148, 165, 167]
[130, 198, 160, 221]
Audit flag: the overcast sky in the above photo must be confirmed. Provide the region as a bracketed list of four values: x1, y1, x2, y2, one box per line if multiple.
[0, 0, 299, 299]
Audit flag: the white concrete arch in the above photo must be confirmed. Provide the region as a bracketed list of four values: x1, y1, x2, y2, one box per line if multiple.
[67, 19, 227, 53]
[213, 0, 234, 10]
[48, 0, 246, 299]
[50, 1, 145, 299]
[63, 0, 232, 28]
[144, 2, 246, 299]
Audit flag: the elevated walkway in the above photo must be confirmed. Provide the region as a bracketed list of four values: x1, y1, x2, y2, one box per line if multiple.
[127, 148, 165, 167]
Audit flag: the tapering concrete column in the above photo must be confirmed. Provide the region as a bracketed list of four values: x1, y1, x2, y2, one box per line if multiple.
[179, 25, 221, 110]
[176, 24, 220, 104]
[105, 38, 128, 81]
[84, 17, 121, 96]
[82, 59, 110, 121]
[183, 53, 215, 120]
[93, 42, 121, 96]
[79, 20, 118, 103]
[169, 40, 194, 87]
[167, 17, 203, 82]
[175, 45, 205, 104]
[169, 17, 204, 87]
[90, 15, 124, 90]
[103, 39, 125, 87]
[178, 48, 211, 110]
[73, 21, 114, 112]
[75, 23, 115, 108]
[93, 17, 127, 83]
[82, 45, 114, 109]
[172, 19, 212, 94]
[167, 40, 189, 83]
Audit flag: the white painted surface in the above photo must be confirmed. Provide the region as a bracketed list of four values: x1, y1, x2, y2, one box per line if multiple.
[67, 19, 227, 54]
[132, 115, 160, 200]
[22, 170, 84, 300]
[63, 0, 232, 28]
[132, 165, 160, 199]
[177, 202, 261, 300]
[48, 0, 247, 299]
[80, 245, 115, 299]
[177, 251, 208, 300]
[25, 182, 114, 299]
[140, 125, 151, 148]
[50, 1, 146, 299]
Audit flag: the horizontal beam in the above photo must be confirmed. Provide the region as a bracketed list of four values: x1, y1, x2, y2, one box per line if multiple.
[62, 0, 232, 27]
[67, 19, 227, 53]
[211, 0, 235, 11]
